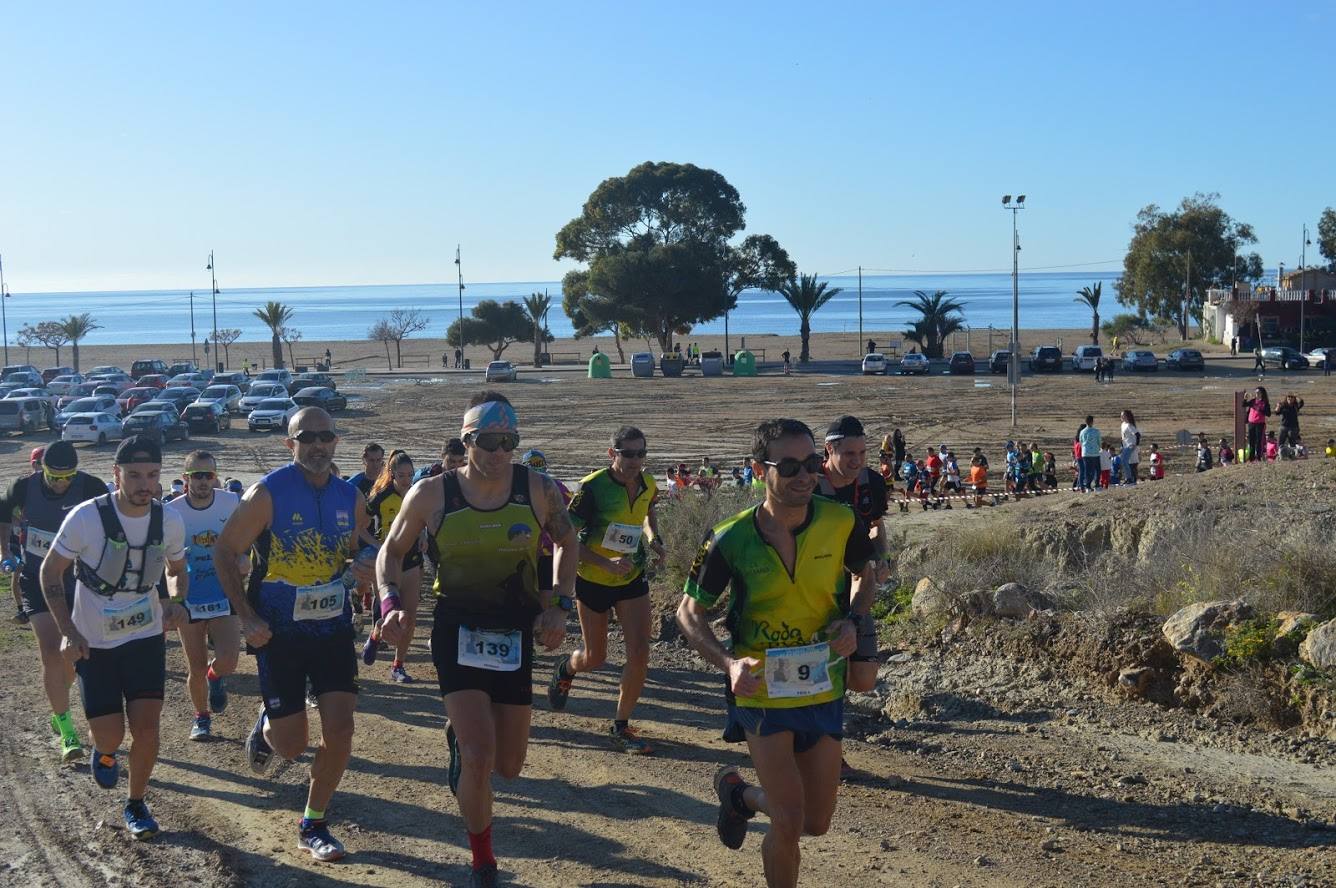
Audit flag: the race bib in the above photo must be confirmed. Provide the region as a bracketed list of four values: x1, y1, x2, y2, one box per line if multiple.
[186, 597, 232, 621]
[25, 527, 55, 558]
[763, 642, 832, 699]
[601, 522, 643, 554]
[292, 580, 345, 621]
[103, 595, 156, 641]
[457, 626, 522, 672]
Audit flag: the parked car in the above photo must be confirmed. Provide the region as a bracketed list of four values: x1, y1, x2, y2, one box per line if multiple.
[1028, 346, 1063, 372]
[2, 370, 43, 387]
[116, 386, 161, 413]
[168, 372, 211, 389]
[1261, 346, 1309, 371]
[121, 404, 190, 444]
[88, 372, 134, 393]
[61, 412, 123, 445]
[2, 364, 41, 380]
[156, 386, 202, 412]
[46, 373, 85, 395]
[292, 386, 347, 411]
[92, 385, 124, 400]
[1122, 349, 1159, 371]
[248, 398, 299, 432]
[861, 354, 887, 375]
[253, 368, 294, 391]
[195, 384, 243, 414]
[138, 374, 171, 390]
[5, 387, 56, 406]
[1165, 348, 1205, 370]
[42, 366, 76, 384]
[292, 371, 336, 391]
[183, 401, 232, 433]
[988, 350, 1011, 374]
[1071, 344, 1103, 372]
[56, 395, 121, 429]
[484, 361, 517, 383]
[238, 382, 289, 412]
[898, 353, 930, 375]
[166, 362, 198, 377]
[130, 359, 169, 380]
[0, 383, 25, 399]
[947, 352, 976, 375]
[0, 398, 54, 432]
[65, 382, 101, 400]
[85, 365, 125, 378]
[1305, 347, 1336, 370]
[211, 371, 250, 393]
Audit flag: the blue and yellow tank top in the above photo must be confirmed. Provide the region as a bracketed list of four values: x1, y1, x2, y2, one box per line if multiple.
[431, 464, 542, 629]
[249, 463, 357, 638]
[569, 467, 656, 586]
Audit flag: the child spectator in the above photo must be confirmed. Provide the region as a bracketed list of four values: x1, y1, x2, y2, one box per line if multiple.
[1043, 452, 1057, 490]
[1265, 431, 1279, 462]
[1196, 433, 1213, 472]
[1218, 438, 1234, 466]
[1109, 445, 1122, 486]
[968, 457, 988, 508]
[1149, 444, 1165, 480]
[901, 456, 919, 503]
[1098, 442, 1113, 489]
[916, 460, 931, 510]
[944, 452, 961, 494]
[1326, 438, 1336, 458]
[925, 447, 943, 493]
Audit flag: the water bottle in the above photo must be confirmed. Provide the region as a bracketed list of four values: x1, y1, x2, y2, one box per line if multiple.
[0, 556, 17, 574]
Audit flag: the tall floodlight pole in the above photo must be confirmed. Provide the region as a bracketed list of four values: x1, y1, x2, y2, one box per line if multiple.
[857, 266, 863, 358]
[454, 246, 465, 366]
[1301, 224, 1312, 354]
[0, 253, 9, 365]
[206, 251, 219, 369]
[1002, 195, 1026, 428]
[189, 289, 198, 365]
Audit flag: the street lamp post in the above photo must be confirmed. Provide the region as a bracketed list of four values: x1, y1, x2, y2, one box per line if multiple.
[454, 245, 465, 369]
[206, 251, 219, 370]
[189, 289, 197, 366]
[1001, 195, 1026, 428]
[0, 253, 9, 365]
[1301, 224, 1312, 354]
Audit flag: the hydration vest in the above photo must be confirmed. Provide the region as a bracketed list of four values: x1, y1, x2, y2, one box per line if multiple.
[75, 495, 166, 597]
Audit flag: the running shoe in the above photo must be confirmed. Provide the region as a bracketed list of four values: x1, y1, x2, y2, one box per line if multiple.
[840, 757, 857, 782]
[608, 723, 653, 755]
[470, 863, 498, 887]
[123, 799, 160, 841]
[446, 720, 461, 797]
[208, 674, 228, 714]
[244, 706, 273, 775]
[90, 749, 119, 790]
[389, 663, 413, 683]
[713, 765, 753, 850]
[546, 655, 572, 711]
[306, 681, 319, 709]
[297, 820, 346, 862]
[12, 609, 28, 626]
[51, 715, 83, 764]
[189, 714, 212, 742]
[361, 632, 379, 666]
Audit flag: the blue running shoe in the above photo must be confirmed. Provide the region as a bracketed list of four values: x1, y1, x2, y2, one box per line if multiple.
[90, 749, 119, 790]
[123, 799, 159, 840]
[208, 674, 227, 714]
[244, 706, 273, 775]
[361, 632, 379, 666]
[297, 819, 346, 861]
[189, 714, 212, 742]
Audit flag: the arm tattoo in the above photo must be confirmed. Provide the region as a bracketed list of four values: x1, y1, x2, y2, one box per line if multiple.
[541, 477, 575, 540]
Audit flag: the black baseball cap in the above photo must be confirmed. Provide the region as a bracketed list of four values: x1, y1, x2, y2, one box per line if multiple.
[824, 415, 865, 442]
[41, 440, 79, 472]
[115, 435, 163, 465]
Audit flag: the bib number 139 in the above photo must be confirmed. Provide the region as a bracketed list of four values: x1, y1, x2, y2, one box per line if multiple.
[457, 626, 522, 672]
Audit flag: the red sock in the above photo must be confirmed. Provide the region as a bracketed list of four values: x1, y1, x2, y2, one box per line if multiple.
[468, 824, 496, 869]
[392, 658, 403, 669]
[206, 665, 219, 682]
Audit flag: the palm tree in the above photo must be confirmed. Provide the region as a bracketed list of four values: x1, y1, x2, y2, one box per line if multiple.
[896, 290, 966, 358]
[779, 274, 842, 363]
[1074, 282, 1102, 345]
[253, 301, 294, 368]
[522, 292, 551, 367]
[58, 313, 101, 373]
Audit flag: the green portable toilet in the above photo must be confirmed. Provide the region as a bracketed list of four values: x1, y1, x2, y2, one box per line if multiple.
[588, 351, 612, 378]
[732, 350, 757, 376]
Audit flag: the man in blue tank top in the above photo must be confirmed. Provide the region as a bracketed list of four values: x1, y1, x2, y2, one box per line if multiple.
[213, 407, 374, 862]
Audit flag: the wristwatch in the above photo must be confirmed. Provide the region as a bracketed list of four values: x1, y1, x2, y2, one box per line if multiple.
[556, 595, 575, 612]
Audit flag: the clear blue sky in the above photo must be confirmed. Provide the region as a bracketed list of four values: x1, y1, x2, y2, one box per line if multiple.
[3, 1, 1331, 293]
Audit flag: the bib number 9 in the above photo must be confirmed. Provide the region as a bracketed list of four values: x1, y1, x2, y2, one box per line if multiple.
[763, 642, 833, 699]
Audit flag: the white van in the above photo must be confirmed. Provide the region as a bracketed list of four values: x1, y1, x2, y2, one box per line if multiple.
[1071, 344, 1103, 372]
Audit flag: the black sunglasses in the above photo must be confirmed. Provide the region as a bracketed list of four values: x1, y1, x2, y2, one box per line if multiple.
[615, 447, 648, 459]
[290, 430, 337, 444]
[187, 471, 216, 480]
[473, 432, 519, 453]
[764, 454, 824, 478]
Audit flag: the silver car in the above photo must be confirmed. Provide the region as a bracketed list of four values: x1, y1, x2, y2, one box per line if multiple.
[1122, 350, 1159, 371]
[195, 384, 243, 414]
[238, 382, 289, 412]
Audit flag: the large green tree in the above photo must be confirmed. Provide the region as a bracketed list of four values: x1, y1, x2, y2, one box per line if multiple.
[555, 161, 789, 352]
[897, 290, 966, 358]
[1074, 282, 1102, 345]
[253, 301, 294, 368]
[1318, 207, 1336, 272]
[1116, 194, 1258, 340]
[779, 274, 841, 363]
[445, 299, 536, 360]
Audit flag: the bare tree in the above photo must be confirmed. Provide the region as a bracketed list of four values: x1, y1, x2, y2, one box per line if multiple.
[279, 326, 303, 370]
[214, 328, 242, 369]
[374, 308, 429, 368]
[368, 319, 395, 370]
[19, 321, 70, 365]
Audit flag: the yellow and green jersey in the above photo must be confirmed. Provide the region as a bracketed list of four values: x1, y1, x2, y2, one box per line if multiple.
[685, 498, 874, 709]
[366, 486, 404, 542]
[568, 467, 657, 587]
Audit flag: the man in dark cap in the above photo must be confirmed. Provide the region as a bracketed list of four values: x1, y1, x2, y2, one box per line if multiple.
[40, 436, 188, 839]
[0, 440, 108, 763]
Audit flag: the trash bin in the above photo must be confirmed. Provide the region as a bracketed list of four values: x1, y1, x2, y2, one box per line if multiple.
[588, 352, 612, 378]
[701, 350, 723, 377]
[732, 350, 757, 376]
[659, 354, 685, 377]
[464, 358, 471, 370]
[630, 353, 655, 378]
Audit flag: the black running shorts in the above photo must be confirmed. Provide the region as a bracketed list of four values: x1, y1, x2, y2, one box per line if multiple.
[19, 572, 72, 617]
[574, 574, 649, 614]
[75, 633, 166, 719]
[255, 629, 359, 720]
[431, 603, 533, 706]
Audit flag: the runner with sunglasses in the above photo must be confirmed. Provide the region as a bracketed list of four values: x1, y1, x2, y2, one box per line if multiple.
[0, 440, 107, 763]
[213, 407, 374, 862]
[165, 451, 243, 741]
[677, 419, 878, 888]
[375, 391, 574, 887]
[547, 425, 666, 755]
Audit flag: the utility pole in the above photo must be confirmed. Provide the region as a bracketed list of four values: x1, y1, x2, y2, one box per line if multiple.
[0, 253, 8, 365]
[189, 290, 198, 366]
[454, 246, 465, 368]
[1002, 195, 1026, 428]
[206, 251, 219, 370]
[1301, 224, 1312, 354]
[858, 266, 863, 358]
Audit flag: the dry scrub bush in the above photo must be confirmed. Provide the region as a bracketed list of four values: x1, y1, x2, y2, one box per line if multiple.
[655, 487, 760, 593]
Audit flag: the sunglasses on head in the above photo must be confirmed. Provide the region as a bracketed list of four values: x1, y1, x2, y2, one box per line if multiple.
[615, 447, 648, 459]
[472, 432, 519, 453]
[764, 454, 824, 478]
[289, 430, 337, 444]
[187, 471, 216, 480]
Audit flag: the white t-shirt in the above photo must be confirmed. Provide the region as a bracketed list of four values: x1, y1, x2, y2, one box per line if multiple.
[1120, 422, 1141, 463]
[53, 497, 187, 649]
[1099, 449, 1112, 471]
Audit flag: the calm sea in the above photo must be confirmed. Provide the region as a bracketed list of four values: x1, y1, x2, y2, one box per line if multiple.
[6, 271, 1124, 346]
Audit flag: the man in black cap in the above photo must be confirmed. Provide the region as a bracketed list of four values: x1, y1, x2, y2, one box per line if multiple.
[0, 440, 108, 763]
[40, 435, 188, 840]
